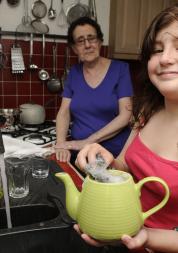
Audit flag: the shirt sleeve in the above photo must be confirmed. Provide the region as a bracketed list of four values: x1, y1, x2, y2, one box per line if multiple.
[116, 62, 133, 99]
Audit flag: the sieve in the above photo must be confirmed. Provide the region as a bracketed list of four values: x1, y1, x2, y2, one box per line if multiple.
[31, 0, 47, 19]
[31, 19, 49, 34]
[16, 0, 35, 33]
[66, 0, 90, 24]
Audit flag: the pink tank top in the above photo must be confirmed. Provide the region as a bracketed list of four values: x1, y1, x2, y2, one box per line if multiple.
[125, 133, 178, 229]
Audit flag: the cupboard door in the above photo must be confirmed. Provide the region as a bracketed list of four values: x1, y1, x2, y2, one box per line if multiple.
[109, 0, 168, 59]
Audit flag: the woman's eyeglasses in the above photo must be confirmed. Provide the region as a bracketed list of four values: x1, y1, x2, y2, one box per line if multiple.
[74, 35, 98, 46]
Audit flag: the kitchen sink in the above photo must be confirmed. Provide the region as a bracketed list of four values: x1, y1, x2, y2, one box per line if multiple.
[0, 203, 130, 253]
[0, 203, 60, 228]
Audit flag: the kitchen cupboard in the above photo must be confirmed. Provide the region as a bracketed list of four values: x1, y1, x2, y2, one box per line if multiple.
[109, 0, 178, 59]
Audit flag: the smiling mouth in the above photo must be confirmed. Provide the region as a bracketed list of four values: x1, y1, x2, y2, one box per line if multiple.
[158, 71, 178, 78]
[158, 71, 178, 76]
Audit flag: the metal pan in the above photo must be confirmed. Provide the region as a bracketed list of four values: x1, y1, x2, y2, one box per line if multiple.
[66, 0, 90, 24]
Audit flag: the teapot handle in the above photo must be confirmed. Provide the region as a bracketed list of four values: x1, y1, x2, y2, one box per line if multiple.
[136, 176, 170, 221]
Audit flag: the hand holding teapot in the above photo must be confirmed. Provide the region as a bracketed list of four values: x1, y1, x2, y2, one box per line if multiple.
[55, 169, 169, 241]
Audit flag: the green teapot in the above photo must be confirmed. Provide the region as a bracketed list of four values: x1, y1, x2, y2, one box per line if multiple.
[55, 170, 169, 241]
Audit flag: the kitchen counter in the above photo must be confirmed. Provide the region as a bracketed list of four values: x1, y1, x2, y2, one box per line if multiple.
[0, 155, 131, 253]
[6, 155, 84, 208]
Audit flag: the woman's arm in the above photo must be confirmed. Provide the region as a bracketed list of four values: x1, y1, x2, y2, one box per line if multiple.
[56, 98, 71, 143]
[121, 227, 178, 253]
[55, 98, 71, 161]
[87, 97, 132, 143]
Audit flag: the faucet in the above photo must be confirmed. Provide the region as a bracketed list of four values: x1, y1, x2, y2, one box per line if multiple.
[0, 131, 4, 154]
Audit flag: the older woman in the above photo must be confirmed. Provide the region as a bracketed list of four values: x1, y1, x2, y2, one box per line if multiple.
[55, 17, 133, 163]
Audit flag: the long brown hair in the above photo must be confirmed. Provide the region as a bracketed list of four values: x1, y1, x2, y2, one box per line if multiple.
[132, 5, 178, 128]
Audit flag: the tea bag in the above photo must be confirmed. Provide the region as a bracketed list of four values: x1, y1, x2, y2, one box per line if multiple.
[84, 154, 125, 183]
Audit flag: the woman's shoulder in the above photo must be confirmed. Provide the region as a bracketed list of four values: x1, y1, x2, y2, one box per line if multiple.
[68, 62, 83, 76]
[110, 59, 130, 73]
[111, 59, 129, 67]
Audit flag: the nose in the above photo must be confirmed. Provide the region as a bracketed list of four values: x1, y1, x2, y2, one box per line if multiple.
[83, 39, 91, 48]
[159, 47, 176, 65]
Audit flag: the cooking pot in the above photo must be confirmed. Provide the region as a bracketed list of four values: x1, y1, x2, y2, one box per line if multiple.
[20, 103, 45, 125]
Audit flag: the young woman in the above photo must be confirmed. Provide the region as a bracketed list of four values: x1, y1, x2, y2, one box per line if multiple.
[55, 17, 133, 163]
[75, 5, 178, 253]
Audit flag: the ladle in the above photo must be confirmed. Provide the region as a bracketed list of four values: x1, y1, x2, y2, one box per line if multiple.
[47, 44, 62, 93]
[29, 33, 38, 70]
[38, 34, 49, 81]
[48, 0, 56, 20]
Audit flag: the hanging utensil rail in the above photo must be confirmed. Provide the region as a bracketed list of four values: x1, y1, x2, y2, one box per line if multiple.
[0, 30, 67, 40]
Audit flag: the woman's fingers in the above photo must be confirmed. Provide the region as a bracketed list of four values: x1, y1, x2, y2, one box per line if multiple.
[55, 149, 71, 162]
[73, 224, 109, 247]
[76, 143, 114, 170]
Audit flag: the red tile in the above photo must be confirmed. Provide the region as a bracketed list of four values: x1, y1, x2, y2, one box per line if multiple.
[3, 82, 17, 95]
[17, 96, 31, 106]
[31, 81, 44, 95]
[69, 56, 78, 66]
[4, 53, 11, 68]
[17, 82, 30, 95]
[3, 96, 17, 108]
[31, 70, 41, 82]
[0, 70, 2, 81]
[33, 40, 42, 55]
[3, 68, 16, 81]
[57, 43, 67, 55]
[30, 96, 43, 105]
[17, 40, 30, 54]
[44, 55, 53, 69]
[0, 82, 2, 95]
[0, 96, 3, 107]
[0, 39, 74, 117]
[2, 39, 13, 53]
[45, 41, 53, 55]
[45, 108, 56, 120]
[34, 54, 43, 69]
[57, 55, 65, 69]
[44, 95, 57, 107]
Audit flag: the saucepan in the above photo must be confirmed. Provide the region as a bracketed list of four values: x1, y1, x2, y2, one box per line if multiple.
[19, 103, 46, 125]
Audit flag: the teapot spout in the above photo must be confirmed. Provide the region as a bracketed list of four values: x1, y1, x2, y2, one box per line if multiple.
[55, 172, 80, 220]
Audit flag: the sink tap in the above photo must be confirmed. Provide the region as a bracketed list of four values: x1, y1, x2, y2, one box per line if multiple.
[0, 131, 4, 154]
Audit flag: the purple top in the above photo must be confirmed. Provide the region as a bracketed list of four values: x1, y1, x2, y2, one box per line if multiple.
[62, 60, 133, 157]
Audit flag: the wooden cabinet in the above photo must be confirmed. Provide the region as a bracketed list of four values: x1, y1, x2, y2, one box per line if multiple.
[109, 0, 178, 59]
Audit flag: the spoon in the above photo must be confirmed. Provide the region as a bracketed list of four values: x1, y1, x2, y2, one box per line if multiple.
[29, 33, 38, 70]
[38, 34, 49, 81]
[48, 0, 56, 20]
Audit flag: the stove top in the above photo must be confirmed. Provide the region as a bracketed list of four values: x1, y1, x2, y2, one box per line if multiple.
[1, 121, 56, 147]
